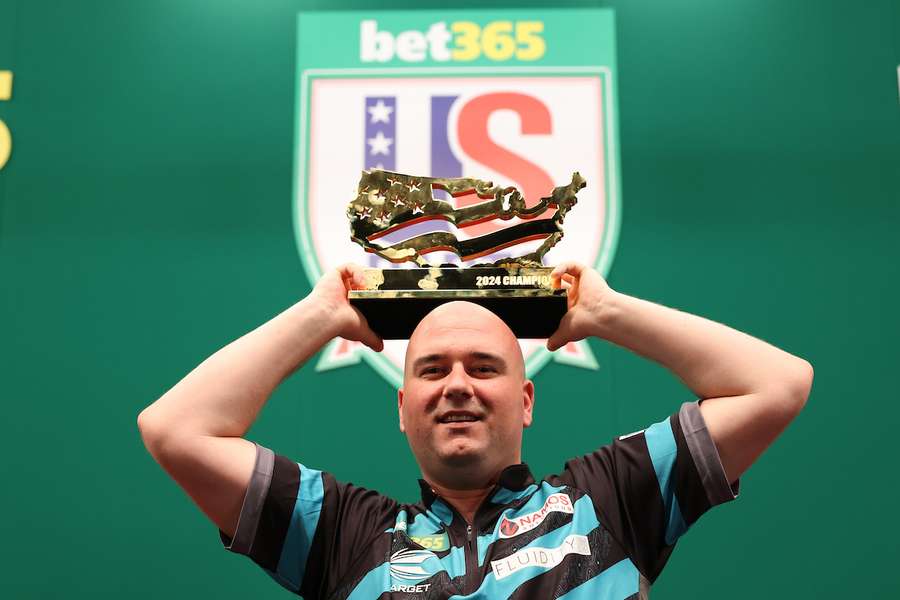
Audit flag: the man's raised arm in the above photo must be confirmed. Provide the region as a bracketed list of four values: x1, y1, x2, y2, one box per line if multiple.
[137, 264, 382, 539]
[546, 262, 813, 485]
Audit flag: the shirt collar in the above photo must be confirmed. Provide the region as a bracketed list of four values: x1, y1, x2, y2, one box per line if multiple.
[417, 463, 536, 506]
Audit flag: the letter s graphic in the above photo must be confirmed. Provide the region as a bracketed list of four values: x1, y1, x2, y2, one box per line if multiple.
[455, 92, 554, 236]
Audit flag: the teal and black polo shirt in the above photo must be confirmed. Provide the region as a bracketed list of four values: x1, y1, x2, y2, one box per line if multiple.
[219, 401, 739, 599]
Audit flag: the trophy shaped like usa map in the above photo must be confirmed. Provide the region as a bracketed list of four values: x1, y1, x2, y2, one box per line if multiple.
[346, 169, 586, 339]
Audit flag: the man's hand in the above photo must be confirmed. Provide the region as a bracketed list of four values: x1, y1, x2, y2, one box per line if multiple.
[546, 262, 615, 351]
[310, 263, 384, 352]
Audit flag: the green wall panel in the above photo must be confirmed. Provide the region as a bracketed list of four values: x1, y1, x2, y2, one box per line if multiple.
[1, 1, 898, 598]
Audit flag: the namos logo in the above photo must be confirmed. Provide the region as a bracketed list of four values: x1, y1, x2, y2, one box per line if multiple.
[498, 492, 573, 539]
[500, 519, 520, 537]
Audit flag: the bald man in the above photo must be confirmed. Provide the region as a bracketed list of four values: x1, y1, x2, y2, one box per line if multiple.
[138, 263, 813, 599]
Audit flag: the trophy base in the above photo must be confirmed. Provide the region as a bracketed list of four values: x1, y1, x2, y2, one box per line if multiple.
[348, 267, 566, 339]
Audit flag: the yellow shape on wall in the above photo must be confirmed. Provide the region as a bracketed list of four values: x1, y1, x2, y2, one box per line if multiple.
[0, 70, 12, 169]
[0, 70, 11, 100]
[0, 121, 9, 169]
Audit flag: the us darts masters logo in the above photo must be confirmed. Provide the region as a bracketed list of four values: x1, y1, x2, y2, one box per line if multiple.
[293, 67, 622, 387]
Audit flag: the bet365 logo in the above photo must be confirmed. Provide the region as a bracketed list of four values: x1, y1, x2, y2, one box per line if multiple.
[360, 20, 546, 63]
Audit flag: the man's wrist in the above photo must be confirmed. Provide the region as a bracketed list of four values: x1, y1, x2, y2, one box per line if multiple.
[289, 295, 347, 342]
[589, 289, 626, 341]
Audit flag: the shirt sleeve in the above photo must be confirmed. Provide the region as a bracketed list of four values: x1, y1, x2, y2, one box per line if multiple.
[558, 401, 739, 583]
[218, 442, 397, 599]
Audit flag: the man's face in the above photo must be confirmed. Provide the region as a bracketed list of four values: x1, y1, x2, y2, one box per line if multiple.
[399, 302, 534, 486]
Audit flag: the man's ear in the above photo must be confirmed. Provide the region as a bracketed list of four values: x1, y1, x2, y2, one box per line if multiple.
[522, 379, 535, 428]
[398, 388, 406, 433]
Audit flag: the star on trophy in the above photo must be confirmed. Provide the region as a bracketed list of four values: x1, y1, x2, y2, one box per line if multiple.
[345, 170, 586, 339]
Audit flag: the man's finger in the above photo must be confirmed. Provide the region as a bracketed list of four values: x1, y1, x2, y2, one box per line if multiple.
[551, 262, 585, 278]
[336, 263, 368, 290]
[551, 262, 585, 289]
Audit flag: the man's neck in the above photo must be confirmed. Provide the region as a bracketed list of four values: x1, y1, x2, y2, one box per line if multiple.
[425, 479, 495, 525]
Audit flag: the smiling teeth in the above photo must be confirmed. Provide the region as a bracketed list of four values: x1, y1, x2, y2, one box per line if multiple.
[443, 415, 477, 422]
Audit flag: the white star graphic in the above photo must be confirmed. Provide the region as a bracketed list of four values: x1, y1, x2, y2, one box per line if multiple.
[367, 131, 393, 156]
[367, 100, 394, 124]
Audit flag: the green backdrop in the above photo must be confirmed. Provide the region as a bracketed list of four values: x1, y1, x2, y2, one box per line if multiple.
[1, 1, 898, 598]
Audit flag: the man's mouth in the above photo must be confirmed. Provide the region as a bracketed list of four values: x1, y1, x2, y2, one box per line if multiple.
[437, 411, 482, 424]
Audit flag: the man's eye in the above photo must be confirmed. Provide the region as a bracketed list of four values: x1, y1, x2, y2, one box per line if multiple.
[421, 366, 442, 376]
[474, 365, 497, 374]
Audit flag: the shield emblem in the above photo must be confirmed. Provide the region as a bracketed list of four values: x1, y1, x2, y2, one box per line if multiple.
[294, 67, 620, 387]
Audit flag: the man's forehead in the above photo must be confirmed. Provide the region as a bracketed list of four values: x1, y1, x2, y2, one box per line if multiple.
[405, 301, 522, 371]
[411, 301, 513, 339]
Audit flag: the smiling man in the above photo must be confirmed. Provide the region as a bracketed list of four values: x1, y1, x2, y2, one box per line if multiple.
[138, 262, 813, 599]
[400, 301, 534, 509]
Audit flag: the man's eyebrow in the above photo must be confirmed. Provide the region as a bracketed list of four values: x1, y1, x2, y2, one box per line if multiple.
[412, 354, 446, 370]
[470, 352, 506, 365]
[410, 352, 507, 370]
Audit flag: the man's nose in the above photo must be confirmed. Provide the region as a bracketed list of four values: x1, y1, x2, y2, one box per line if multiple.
[443, 363, 474, 401]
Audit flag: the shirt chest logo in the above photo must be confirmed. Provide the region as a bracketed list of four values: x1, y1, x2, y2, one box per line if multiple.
[409, 533, 449, 551]
[498, 492, 574, 539]
[390, 548, 440, 582]
[491, 534, 591, 580]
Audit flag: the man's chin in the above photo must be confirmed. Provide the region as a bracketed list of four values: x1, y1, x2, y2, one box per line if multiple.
[436, 445, 484, 467]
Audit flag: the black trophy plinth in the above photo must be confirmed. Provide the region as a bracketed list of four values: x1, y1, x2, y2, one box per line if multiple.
[348, 267, 567, 339]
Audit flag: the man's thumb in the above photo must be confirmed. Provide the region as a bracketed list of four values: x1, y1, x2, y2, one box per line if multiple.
[350, 308, 384, 352]
[546, 314, 574, 352]
[359, 324, 384, 352]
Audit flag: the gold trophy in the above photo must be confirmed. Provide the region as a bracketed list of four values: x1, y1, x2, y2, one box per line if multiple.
[346, 169, 586, 339]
